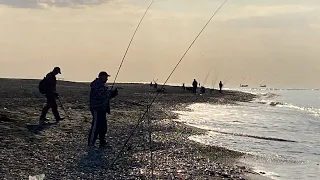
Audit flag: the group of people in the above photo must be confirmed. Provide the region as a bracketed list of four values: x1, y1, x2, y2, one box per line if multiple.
[39, 67, 225, 148]
[190, 79, 223, 94]
[39, 67, 118, 148]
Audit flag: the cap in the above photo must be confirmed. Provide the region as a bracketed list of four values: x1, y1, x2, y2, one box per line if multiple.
[53, 67, 61, 74]
[98, 71, 110, 77]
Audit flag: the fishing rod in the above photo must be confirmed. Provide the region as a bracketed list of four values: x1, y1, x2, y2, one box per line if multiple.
[57, 98, 70, 120]
[111, 0, 156, 89]
[202, 68, 212, 87]
[224, 75, 232, 85]
[109, 0, 229, 168]
[211, 67, 217, 86]
[212, 71, 219, 89]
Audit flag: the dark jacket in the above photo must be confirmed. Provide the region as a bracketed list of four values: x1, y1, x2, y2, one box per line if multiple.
[90, 78, 117, 113]
[192, 80, 198, 88]
[45, 72, 57, 94]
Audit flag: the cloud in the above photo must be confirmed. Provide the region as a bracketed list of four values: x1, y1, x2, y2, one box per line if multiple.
[215, 4, 318, 21]
[0, 0, 110, 8]
[219, 13, 317, 29]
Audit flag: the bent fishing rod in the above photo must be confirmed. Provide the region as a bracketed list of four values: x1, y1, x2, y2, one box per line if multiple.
[223, 75, 232, 86]
[212, 68, 219, 88]
[111, 0, 156, 89]
[202, 68, 212, 87]
[109, 0, 229, 168]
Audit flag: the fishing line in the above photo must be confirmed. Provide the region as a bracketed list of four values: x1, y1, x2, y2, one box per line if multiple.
[211, 67, 217, 87]
[224, 75, 232, 85]
[109, 0, 228, 168]
[111, 0, 156, 89]
[202, 68, 212, 87]
[213, 71, 219, 88]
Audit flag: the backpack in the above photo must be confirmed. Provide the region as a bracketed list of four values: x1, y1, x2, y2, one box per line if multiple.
[39, 77, 48, 94]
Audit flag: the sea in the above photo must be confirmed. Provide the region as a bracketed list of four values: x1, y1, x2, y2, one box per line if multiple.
[173, 87, 320, 180]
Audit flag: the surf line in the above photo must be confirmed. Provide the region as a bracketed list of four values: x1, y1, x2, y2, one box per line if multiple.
[209, 130, 297, 143]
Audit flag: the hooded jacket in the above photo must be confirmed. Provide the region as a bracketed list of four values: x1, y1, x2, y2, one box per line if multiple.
[90, 78, 117, 113]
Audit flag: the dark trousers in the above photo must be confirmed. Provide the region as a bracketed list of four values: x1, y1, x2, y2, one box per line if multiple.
[193, 87, 197, 94]
[40, 94, 61, 121]
[88, 109, 107, 146]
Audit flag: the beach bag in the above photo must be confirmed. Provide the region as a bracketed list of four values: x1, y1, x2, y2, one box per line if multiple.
[38, 77, 48, 94]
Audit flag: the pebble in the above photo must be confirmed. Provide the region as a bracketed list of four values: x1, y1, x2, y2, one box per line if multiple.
[222, 172, 231, 178]
[0, 81, 258, 179]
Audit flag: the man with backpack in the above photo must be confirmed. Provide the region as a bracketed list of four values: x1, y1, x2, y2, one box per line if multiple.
[88, 71, 118, 148]
[39, 67, 64, 124]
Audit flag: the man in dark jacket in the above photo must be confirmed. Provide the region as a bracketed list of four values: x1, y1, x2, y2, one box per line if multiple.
[192, 79, 198, 94]
[219, 81, 223, 93]
[88, 71, 118, 147]
[39, 67, 64, 124]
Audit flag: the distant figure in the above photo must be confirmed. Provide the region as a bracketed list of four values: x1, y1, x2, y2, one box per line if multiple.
[150, 82, 153, 87]
[192, 79, 198, 94]
[154, 82, 158, 89]
[182, 83, 185, 90]
[39, 67, 64, 124]
[219, 81, 223, 93]
[88, 71, 118, 148]
[200, 86, 205, 94]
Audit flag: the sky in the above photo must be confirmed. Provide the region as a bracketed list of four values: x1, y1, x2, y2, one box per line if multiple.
[0, 0, 320, 88]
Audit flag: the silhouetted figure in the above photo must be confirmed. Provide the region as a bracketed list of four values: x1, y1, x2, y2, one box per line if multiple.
[219, 81, 223, 93]
[88, 71, 118, 147]
[192, 79, 198, 94]
[200, 86, 205, 94]
[39, 67, 64, 124]
[154, 82, 158, 89]
[182, 83, 185, 90]
[150, 82, 153, 87]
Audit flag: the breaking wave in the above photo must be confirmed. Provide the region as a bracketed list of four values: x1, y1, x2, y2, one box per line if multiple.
[253, 92, 320, 117]
[255, 100, 320, 117]
[279, 103, 320, 117]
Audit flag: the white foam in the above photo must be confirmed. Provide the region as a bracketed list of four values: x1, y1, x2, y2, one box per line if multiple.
[172, 99, 320, 180]
[278, 103, 320, 117]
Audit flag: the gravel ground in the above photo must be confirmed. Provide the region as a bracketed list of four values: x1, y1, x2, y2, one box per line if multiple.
[0, 78, 263, 179]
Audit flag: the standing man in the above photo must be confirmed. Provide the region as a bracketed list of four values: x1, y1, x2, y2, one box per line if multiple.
[39, 67, 64, 124]
[219, 81, 223, 93]
[192, 79, 198, 94]
[88, 71, 118, 147]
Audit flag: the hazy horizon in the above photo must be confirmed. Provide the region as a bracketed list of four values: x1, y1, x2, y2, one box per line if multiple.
[1, 0, 320, 88]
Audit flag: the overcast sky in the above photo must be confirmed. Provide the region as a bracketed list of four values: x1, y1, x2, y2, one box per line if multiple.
[0, 0, 319, 88]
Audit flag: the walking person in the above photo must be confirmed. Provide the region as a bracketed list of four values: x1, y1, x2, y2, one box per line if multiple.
[219, 81, 223, 93]
[39, 67, 64, 124]
[192, 79, 198, 94]
[88, 71, 118, 148]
